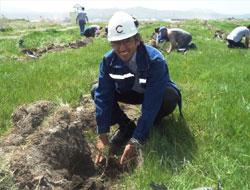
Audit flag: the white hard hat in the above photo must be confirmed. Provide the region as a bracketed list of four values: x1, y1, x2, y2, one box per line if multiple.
[108, 11, 138, 41]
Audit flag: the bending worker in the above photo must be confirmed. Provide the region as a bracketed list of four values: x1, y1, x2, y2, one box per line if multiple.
[227, 25, 250, 48]
[91, 11, 182, 165]
[157, 27, 195, 53]
[84, 25, 103, 38]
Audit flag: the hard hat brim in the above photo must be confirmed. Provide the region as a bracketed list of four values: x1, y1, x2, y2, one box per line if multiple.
[108, 30, 138, 42]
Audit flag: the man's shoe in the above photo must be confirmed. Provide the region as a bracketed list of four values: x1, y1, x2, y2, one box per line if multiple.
[177, 48, 186, 53]
[110, 121, 136, 146]
[190, 42, 197, 49]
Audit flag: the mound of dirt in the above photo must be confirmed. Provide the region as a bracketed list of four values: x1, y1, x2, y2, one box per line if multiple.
[0, 98, 105, 190]
[213, 29, 229, 41]
[146, 32, 158, 48]
[0, 96, 141, 190]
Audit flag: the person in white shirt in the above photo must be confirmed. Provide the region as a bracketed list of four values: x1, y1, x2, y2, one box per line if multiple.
[227, 25, 250, 49]
[76, 7, 89, 36]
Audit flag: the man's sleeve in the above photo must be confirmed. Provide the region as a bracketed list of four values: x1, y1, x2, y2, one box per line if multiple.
[94, 58, 115, 134]
[132, 58, 169, 141]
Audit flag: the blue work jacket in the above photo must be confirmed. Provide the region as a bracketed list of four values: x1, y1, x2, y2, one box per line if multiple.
[94, 43, 182, 141]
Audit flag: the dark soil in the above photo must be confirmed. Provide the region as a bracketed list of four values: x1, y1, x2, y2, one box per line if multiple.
[0, 96, 138, 190]
[207, 25, 229, 41]
[213, 29, 229, 41]
[20, 38, 93, 59]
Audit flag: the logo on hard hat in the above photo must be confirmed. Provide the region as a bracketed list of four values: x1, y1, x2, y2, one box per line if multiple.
[116, 25, 123, 33]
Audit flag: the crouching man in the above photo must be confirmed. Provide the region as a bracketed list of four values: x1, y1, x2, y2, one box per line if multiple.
[157, 27, 196, 53]
[84, 25, 103, 38]
[91, 11, 182, 165]
[227, 25, 250, 49]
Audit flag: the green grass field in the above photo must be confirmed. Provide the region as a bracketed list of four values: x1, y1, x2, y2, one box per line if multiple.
[0, 18, 250, 189]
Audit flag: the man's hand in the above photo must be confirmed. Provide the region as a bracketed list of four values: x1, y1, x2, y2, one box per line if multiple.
[167, 47, 172, 53]
[245, 38, 249, 48]
[95, 134, 111, 164]
[120, 143, 137, 166]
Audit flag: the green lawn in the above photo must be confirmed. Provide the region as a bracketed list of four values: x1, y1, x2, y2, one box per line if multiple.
[0, 19, 249, 189]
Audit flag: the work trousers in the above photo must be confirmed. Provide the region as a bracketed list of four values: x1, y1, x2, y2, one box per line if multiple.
[227, 39, 246, 49]
[177, 35, 192, 49]
[84, 29, 95, 37]
[91, 84, 180, 126]
[79, 20, 86, 36]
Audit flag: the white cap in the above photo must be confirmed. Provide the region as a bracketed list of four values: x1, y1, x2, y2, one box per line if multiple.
[108, 11, 138, 42]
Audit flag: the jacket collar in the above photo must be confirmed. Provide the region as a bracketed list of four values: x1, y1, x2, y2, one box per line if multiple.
[136, 43, 150, 71]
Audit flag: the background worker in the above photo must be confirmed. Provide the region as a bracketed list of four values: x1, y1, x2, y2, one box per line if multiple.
[76, 7, 89, 36]
[84, 25, 103, 37]
[157, 27, 196, 53]
[227, 25, 250, 48]
[148, 28, 160, 48]
[91, 11, 182, 165]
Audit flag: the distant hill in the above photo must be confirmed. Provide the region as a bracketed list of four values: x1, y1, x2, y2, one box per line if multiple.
[87, 7, 250, 21]
[2, 7, 250, 21]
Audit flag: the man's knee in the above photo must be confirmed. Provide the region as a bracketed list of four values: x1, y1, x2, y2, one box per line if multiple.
[163, 86, 179, 113]
[91, 83, 98, 99]
[154, 86, 179, 124]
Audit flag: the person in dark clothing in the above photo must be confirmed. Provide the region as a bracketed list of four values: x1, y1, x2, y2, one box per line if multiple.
[84, 25, 103, 37]
[91, 11, 182, 166]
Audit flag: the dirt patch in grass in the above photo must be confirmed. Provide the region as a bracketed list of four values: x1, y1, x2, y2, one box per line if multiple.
[207, 25, 229, 41]
[0, 96, 139, 190]
[19, 38, 93, 59]
[213, 29, 229, 41]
